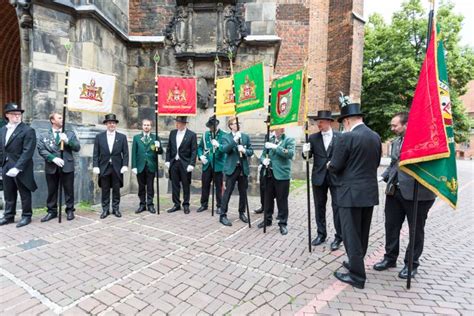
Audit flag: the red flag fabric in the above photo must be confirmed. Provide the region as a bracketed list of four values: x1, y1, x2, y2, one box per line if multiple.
[157, 76, 197, 116]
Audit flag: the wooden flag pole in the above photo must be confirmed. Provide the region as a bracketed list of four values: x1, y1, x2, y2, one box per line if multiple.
[211, 55, 219, 217]
[303, 65, 312, 252]
[154, 52, 161, 215]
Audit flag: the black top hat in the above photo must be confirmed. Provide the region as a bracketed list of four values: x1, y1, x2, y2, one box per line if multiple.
[308, 110, 334, 121]
[103, 113, 119, 124]
[174, 116, 189, 123]
[4, 102, 24, 113]
[337, 103, 364, 123]
[205, 116, 219, 128]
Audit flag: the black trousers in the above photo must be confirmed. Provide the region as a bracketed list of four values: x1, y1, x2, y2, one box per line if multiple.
[259, 166, 265, 207]
[221, 166, 247, 215]
[46, 170, 75, 214]
[170, 161, 191, 207]
[339, 206, 374, 284]
[200, 166, 223, 208]
[263, 176, 290, 226]
[383, 188, 434, 268]
[313, 177, 342, 240]
[137, 165, 156, 207]
[3, 172, 32, 219]
[100, 164, 121, 212]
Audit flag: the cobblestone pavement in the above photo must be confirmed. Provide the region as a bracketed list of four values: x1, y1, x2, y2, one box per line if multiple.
[1, 161, 473, 315]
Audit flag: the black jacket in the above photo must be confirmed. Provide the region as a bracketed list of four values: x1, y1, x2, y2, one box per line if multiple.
[37, 129, 81, 174]
[165, 129, 197, 168]
[93, 131, 129, 187]
[328, 124, 382, 208]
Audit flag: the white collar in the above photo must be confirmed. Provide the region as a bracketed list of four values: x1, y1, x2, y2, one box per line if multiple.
[6, 122, 20, 129]
[350, 122, 364, 132]
[177, 128, 187, 134]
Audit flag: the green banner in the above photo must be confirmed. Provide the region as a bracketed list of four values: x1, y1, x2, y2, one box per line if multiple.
[233, 63, 265, 115]
[270, 70, 303, 128]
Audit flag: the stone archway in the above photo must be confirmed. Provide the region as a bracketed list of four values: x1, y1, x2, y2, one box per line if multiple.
[0, 0, 21, 118]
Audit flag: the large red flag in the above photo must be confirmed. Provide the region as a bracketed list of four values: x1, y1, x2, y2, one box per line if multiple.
[157, 76, 197, 116]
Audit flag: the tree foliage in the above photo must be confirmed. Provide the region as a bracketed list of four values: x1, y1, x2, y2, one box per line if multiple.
[362, 0, 474, 142]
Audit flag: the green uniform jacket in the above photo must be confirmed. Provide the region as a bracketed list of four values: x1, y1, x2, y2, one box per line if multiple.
[131, 133, 163, 173]
[221, 132, 254, 176]
[197, 129, 228, 172]
[260, 134, 295, 180]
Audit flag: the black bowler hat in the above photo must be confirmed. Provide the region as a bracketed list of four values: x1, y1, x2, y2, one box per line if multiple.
[4, 102, 24, 113]
[337, 103, 364, 123]
[205, 116, 219, 128]
[103, 113, 119, 124]
[174, 116, 189, 123]
[308, 110, 334, 121]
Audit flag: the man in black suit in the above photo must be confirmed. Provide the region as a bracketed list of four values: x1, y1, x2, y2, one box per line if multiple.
[302, 110, 342, 251]
[0, 103, 38, 228]
[37, 112, 81, 222]
[165, 116, 197, 214]
[328, 103, 382, 289]
[93, 113, 129, 219]
[373, 112, 436, 279]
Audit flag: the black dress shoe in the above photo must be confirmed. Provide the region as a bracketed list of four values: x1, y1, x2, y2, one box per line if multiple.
[257, 221, 272, 229]
[0, 217, 14, 225]
[100, 210, 110, 219]
[254, 207, 263, 214]
[197, 206, 208, 213]
[219, 216, 232, 226]
[167, 205, 181, 213]
[239, 213, 248, 223]
[330, 239, 343, 251]
[66, 211, 75, 221]
[135, 205, 146, 214]
[342, 261, 350, 270]
[334, 271, 364, 289]
[147, 205, 156, 214]
[113, 210, 122, 218]
[373, 259, 397, 271]
[279, 225, 288, 235]
[183, 206, 190, 214]
[398, 266, 417, 279]
[16, 217, 31, 228]
[311, 235, 326, 246]
[41, 213, 57, 222]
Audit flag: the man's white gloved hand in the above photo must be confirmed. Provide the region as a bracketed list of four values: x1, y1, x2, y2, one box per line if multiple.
[237, 145, 246, 153]
[200, 155, 208, 165]
[211, 139, 219, 148]
[52, 157, 65, 167]
[186, 165, 194, 172]
[120, 166, 128, 174]
[233, 132, 241, 143]
[6, 167, 20, 177]
[262, 158, 271, 166]
[154, 140, 161, 149]
[302, 143, 311, 153]
[93, 167, 100, 175]
[265, 142, 278, 150]
[165, 162, 170, 169]
[59, 133, 69, 144]
[132, 168, 138, 175]
[377, 176, 384, 182]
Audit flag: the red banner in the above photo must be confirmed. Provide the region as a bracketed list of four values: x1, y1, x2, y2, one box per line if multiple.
[157, 76, 197, 116]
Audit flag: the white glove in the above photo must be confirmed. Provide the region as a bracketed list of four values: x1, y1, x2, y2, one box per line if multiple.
[237, 145, 246, 153]
[377, 176, 384, 182]
[165, 162, 170, 169]
[233, 132, 241, 143]
[211, 139, 219, 148]
[262, 158, 271, 166]
[302, 143, 311, 153]
[6, 167, 20, 177]
[200, 155, 208, 165]
[132, 168, 138, 175]
[93, 167, 100, 174]
[59, 133, 69, 144]
[257, 164, 262, 174]
[52, 157, 65, 167]
[187, 165, 194, 172]
[120, 166, 128, 174]
[265, 142, 278, 150]
[154, 141, 161, 149]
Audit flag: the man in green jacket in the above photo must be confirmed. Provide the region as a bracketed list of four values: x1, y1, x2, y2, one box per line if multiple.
[131, 119, 163, 214]
[259, 127, 295, 235]
[219, 117, 254, 226]
[197, 116, 227, 213]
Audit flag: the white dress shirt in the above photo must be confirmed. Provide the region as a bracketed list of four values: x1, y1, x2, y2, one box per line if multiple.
[321, 129, 333, 151]
[107, 131, 116, 153]
[350, 122, 365, 132]
[175, 128, 186, 160]
[5, 122, 20, 144]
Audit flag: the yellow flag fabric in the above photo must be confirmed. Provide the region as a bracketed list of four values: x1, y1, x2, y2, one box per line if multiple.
[215, 77, 236, 117]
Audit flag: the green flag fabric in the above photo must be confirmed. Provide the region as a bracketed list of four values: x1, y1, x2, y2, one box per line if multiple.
[270, 70, 303, 128]
[233, 63, 265, 115]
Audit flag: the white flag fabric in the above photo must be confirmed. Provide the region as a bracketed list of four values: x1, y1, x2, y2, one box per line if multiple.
[67, 67, 116, 113]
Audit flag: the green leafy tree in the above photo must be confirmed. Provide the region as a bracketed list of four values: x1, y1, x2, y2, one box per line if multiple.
[362, 0, 474, 142]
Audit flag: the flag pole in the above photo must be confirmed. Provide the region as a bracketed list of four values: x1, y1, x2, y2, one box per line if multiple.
[303, 65, 312, 252]
[407, 0, 435, 289]
[154, 52, 161, 215]
[228, 50, 251, 228]
[58, 42, 72, 224]
[262, 66, 273, 234]
[211, 55, 219, 217]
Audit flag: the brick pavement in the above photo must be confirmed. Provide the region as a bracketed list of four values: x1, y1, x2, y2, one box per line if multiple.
[0, 161, 473, 315]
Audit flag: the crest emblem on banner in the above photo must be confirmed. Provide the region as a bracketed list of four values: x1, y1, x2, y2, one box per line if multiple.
[276, 87, 292, 117]
[80, 79, 104, 102]
[224, 89, 234, 104]
[167, 83, 187, 103]
[239, 76, 256, 101]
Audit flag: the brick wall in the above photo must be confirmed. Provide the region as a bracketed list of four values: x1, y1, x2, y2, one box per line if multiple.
[129, 0, 175, 36]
